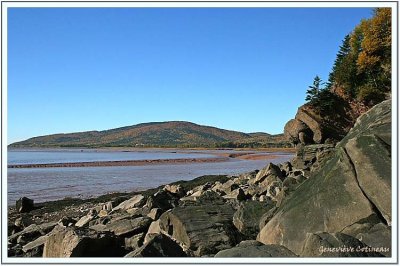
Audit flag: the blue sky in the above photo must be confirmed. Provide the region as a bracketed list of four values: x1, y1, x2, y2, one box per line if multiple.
[8, 7, 373, 144]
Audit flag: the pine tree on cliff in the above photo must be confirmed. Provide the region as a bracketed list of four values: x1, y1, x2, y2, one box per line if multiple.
[306, 76, 337, 114]
[327, 34, 358, 94]
[305, 75, 323, 103]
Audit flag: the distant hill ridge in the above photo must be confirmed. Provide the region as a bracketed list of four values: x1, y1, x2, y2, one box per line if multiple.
[9, 121, 288, 148]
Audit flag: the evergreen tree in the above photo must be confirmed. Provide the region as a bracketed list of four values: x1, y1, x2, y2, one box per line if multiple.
[305, 75, 324, 103]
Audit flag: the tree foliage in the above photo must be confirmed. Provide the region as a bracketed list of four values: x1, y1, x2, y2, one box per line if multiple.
[326, 8, 391, 106]
[306, 76, 338, 114]
[305, 75, 323, 103]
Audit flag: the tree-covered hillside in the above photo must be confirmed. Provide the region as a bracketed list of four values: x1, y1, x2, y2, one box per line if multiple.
[9, 121, 289, 148]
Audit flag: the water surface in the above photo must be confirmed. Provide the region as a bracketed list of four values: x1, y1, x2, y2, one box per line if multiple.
[7, 149, 294, 204]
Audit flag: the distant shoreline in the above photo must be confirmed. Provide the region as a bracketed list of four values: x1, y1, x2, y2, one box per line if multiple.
[7, 149, 295, 168]
[8, 157, 229, 168]
[8, 147, 296, 152]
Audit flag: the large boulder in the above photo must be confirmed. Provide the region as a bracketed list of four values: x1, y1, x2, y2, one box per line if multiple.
[294, 105, 325, 143]
[285, 102, 352, 145]
[284, 119, 313, 145]
[215, 240, 297, 257]
[233, 201, 273, 239]
[145, 190, 179, 211]
[158, 199, 239, 256]
[253, 163, 283, 184]
[258, 100, 391, 255]
[43, 226, 125, 257]
[16, 197, 34, 213]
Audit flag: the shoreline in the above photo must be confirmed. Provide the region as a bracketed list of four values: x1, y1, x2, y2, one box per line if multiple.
[8, 157, 230, 168]
[8, 150, 294, 168]
[8, 146, 296, 152]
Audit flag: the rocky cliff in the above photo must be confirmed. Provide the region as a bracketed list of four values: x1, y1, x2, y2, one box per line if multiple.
[283, 94, 368, 145]
[8, 100, 392, 258]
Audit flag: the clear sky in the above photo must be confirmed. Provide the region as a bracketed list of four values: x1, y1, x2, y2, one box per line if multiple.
[7, 7, 373, 144]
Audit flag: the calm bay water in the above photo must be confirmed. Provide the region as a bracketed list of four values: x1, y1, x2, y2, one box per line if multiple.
[7, 148, 216, 165]
[7, 149, 294, 205]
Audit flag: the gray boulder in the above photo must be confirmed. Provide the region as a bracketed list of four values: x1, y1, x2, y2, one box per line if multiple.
[253, 163, 283, 184]
[233, 201, 273, 239]
[146, 190, 179, 211]
[215, 240, 297, 257]
[43, 226, 125, 257]
[284, 118, 313, 145]
[159, 200, 239, 256]
[258, 100, 392, 255]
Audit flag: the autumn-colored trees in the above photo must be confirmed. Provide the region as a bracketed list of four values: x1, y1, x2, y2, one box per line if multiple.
[309, 8, 391, 108]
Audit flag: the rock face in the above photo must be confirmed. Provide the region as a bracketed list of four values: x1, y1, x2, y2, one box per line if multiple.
[159, 199, 239, 256]
[233, 201, 273, 239]
[258, 100, 391, 255]
[215, 240, 297, 257]
[291, 144, 335, 171]
[43, 226, 125, 257]
[284, 102, 352, 145]
[284, 119, 313, 145]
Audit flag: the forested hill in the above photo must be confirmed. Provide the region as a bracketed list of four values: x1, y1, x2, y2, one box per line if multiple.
[9, 121, 288, 148]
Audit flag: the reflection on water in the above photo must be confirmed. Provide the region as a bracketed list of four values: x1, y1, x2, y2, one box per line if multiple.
[7, 149, 294, 205]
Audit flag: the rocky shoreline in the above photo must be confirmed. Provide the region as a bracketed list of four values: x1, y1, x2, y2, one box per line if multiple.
[7, 100, 392, 258]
